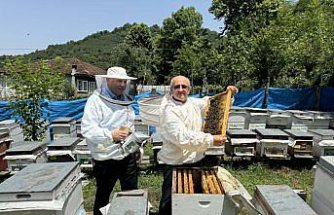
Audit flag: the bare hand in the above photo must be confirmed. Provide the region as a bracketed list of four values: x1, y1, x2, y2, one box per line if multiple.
[112, 128, 129, 141]
[227, 85, 238, 96]
[213, 135, 226, 146]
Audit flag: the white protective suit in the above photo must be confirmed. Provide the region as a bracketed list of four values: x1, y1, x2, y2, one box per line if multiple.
[157, 95, 214, 165]
[81, 90, 135, 161]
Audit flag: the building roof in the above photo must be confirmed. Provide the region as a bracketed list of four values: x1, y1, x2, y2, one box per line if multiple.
[0, 58, 106, 77]
[49, 58, 106, 76]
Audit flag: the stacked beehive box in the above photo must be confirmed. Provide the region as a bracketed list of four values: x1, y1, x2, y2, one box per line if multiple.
[253, 185, 317, 215]
[308, 129, 334, 157]
[255, 128, 291, 160]
[50, 117, 76, 140]
[226, 129, 258, 157]
[0, 131, 11, 172]
[47, 137, 82, 162]
[284, 129, 314, 159]
[0, 162, 84, 215]
[73, 139, 93, 171]
[311, 156, 334, 214]
[4, 142, 47, 172]
[0, 120, 24, 147]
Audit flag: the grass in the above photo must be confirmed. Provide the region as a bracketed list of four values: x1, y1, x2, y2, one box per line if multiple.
[83, 158, 315, 214]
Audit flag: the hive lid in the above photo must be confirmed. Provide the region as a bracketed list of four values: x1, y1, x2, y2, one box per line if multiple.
[6, 142, 46, 155]
[319, 156, 334, 173]
[51, 117, 75, 124]
[227, 129, 257, 138]
[254, 185, 317, 215]
[0, 162, 79, 201]
[48, 137, 81, 149]
[255, 128, 289, 139]
[308, 129, 334, 137]
[284, 129, 313, 140]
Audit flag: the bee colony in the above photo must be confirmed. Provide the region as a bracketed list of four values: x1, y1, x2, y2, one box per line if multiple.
[203, 93, 230, 135]
[172, 167, 239, 215]
[203, 92, 231, 156]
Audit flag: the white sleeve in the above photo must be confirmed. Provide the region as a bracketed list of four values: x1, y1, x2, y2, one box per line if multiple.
[81, 97, 114, 146]
[161, 107, 213, 152]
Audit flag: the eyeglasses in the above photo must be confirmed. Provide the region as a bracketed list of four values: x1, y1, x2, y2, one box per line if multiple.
[173, 84, 188, 90]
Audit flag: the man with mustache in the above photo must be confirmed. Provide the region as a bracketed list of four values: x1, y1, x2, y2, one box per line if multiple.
[157, 75, 238, 215]
[81, 67, 137, 215]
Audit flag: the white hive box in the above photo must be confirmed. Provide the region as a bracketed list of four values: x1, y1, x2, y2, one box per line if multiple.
[134, 120, 150, 136]
[283, 129, 314, 159]
[73, 139, 92, 171]
[246, 108, 268, 130]
[311, 156, 334, 214]
[204, 145, 225, 156]
[172, 167, 238, 215]
[287, 110, 314, 132]
[0, 120, 24, 147]
[308, 129, 334, 157]
[226, 129, 258, 157]
[253, 185, 317, 215]
[228, 107, 250, 129]
[4, 142, 48, 172]
[255, 128, 291, 160]
[0, 131, 11, 172]
[76, 118, 82, 138]
[0, 162, 83, 215]
[107, 189, 148, 215]
[50, 117, 77, 140]
[151, 133, 163, 165]
[266, 109, 292, 129]
[307, 111, 332, 129]
[47, 137, 82, 162]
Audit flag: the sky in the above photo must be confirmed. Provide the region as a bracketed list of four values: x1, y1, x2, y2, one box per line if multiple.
[0, 0, 222, 56]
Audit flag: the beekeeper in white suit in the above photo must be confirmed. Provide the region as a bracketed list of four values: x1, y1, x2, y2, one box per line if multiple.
[81, 66, 138, 215]
[157, 75, 238, 215]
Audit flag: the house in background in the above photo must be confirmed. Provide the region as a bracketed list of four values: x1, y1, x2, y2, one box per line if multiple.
[0, 58, 106, 100]
[64, 58, 106, 96]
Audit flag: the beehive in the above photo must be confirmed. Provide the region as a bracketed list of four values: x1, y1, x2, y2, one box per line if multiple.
[172, 167, 239, 215]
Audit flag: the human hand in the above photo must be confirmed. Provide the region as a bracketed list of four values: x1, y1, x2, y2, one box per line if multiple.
[213, 135, 226, 146]
[226, 86, 238, 96]
[112, 127, 130, 141]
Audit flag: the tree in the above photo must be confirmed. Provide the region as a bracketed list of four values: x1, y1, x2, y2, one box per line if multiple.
[126, 23, 153, 51]
[156, 6, 203, 83]
[3, 57, 65, 141]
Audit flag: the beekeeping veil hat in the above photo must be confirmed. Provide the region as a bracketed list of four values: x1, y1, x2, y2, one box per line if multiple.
[98, 67, 137, 80]
[95, 66, 136, 91]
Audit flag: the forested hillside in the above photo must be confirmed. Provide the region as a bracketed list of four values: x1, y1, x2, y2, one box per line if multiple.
[1, 0, 334, 88]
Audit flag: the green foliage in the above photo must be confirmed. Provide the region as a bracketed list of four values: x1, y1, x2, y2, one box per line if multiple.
[157, 6, 204, 83]
[126, 23, 153, 51]
[2, 3, 334, 88]
[3, 58, 65, 140]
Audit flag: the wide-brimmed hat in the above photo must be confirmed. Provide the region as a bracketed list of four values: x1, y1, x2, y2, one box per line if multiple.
[96, 67, 137, 80]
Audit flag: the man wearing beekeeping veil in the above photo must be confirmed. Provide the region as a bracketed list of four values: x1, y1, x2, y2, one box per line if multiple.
[158, 75, 238, 215]
[82, 66, 137, 215]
